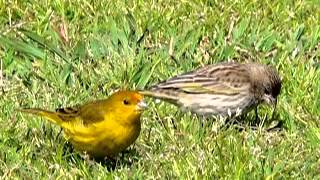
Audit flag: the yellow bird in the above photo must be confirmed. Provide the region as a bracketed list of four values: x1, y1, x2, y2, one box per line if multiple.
[19, 90, 147, 158]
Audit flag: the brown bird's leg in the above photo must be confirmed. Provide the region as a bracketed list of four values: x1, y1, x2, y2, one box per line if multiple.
[254, 107, 259, 123]
[196, 114, 206, 128]
[271, 99, 277, 120]
[199, 114, 216, 131]
[227, 118, 246, 131]
[171, 111, 179, 130]
[224, 115, 241, 130]
[266, 99, 283, 131]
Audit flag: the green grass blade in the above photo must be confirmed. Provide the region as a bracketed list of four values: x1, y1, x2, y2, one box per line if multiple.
[19, 29, 69, 62]
[0, 35, 46, 59]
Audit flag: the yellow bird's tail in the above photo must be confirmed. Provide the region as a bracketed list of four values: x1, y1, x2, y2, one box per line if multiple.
[19, 108, 63, 125]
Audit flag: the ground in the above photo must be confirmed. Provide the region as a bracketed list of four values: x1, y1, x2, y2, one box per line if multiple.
[0, 0, 320, 179]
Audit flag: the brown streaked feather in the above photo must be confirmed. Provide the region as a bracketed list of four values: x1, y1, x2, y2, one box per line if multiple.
[150, 62, 251, 95]
[140, 89, 180, 104]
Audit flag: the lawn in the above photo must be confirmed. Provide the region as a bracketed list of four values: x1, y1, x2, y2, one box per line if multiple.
[1, 0, 320, 179]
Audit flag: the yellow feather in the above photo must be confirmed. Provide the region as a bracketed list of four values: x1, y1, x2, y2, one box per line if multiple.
[19, 91, 146, 158]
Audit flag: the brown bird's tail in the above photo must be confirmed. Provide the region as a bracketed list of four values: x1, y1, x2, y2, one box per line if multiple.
[18, 108, 63, 125]
[139, 90, 179, 104]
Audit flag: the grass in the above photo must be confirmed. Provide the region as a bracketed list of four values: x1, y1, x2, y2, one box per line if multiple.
[1, 0, 320, 178]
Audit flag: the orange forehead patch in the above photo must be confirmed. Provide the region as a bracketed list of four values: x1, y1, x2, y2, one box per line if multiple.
[131, 92, 143, 101]
[113, 90, 143, 101]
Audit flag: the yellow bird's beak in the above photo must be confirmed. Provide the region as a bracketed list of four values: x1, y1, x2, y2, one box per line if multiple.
[137, 100, 148, 111]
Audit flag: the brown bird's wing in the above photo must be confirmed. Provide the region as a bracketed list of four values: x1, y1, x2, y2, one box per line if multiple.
[56, 100, 107, 125]
[150, 62, 251, 95]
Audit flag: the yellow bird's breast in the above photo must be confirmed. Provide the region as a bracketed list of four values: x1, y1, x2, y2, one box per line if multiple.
[61, 115, 141, 158]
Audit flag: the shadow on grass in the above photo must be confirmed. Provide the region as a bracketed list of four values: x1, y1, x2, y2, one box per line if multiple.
[61, 141, 141, 171]
[195, 110, 285, 133]
[224, 112, 285, 132]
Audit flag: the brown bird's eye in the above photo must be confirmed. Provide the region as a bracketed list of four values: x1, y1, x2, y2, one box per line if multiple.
[123, 99, 130, 105]
[264, 89, 270, 95]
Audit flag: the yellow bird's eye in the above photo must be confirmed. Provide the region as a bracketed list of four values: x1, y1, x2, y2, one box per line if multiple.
[123, 99, 130, 105]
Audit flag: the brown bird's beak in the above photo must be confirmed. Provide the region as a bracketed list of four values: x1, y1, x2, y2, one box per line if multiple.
[271, 98, 277, 119]
[137, 100, 148, 111]
[263, 94, 275, 105]
[263, 94, 277, 119]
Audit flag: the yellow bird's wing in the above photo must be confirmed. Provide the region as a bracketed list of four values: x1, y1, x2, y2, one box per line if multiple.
[55, 106, 80, 122]
[56, 100, 107, 126]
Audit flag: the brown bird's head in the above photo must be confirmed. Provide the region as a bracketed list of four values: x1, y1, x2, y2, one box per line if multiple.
[248, 63, 282, 106]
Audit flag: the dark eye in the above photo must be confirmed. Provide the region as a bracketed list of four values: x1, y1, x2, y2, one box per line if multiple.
[123, 99, 130, 105]
[264, 89, 270, 95]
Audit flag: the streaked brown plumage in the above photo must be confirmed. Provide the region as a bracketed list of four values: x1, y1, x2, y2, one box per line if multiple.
[140, 62, 281, 117]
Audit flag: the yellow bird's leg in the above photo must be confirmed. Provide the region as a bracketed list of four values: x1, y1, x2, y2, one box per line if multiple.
[100, 156, 118, 171]
[55, 128, 63, 141]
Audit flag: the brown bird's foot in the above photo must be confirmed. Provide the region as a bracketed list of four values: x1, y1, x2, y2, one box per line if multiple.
[223, 117, 246, 131]
[228, 116, 284, 132]
[226, 119, 257, 131]
[266, 120, 284, 132]
[225, 114, 262, 131]
[233, 121, 270, 132]
[224, 117, 236, 129]
[265, 110, 284, 131]
[235, 120, 284, 132]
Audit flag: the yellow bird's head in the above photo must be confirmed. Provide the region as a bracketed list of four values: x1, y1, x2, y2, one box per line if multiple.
[108, 90, 147, 123]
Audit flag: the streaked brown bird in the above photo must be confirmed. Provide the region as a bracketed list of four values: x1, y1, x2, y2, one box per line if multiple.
[140, 62, 281, 118]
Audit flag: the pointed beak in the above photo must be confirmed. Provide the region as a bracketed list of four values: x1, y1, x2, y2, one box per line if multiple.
[263, 94, 276, 105]
[271, 98, 277, 119]
[263, 94, 278, 119]
[137, 100, 148, 111]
